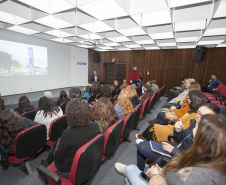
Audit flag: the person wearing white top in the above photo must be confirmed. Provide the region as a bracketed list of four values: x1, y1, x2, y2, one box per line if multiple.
[34, 96, 63, 140]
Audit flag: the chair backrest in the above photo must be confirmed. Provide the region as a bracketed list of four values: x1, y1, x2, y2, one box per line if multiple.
[140, 98, 150, 119]
[70, 134, 104, 185]
[108, 97, 114, 104]
[111, 89, 116, 97]
[60, 101, 69, 114]
[216, 84, 224, 93]
[121, 111, 136, 140]
[14, 124, 47, 158]
[20, 110, 37, 121]
[116, 88, 121, 95]
[133, 104, 142, 129]
[87, 95, 96, 104]
[114, 94, 119, 102]
[103, 120, 124, 159]
[96, 93, 103, 100]
[48, 115, 68, 142]
[148, 95, 154, 112]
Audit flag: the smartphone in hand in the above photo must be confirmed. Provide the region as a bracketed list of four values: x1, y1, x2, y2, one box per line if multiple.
[139, 172, 151, 182]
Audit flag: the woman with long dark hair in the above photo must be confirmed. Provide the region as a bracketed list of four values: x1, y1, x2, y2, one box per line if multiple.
[34, 97, 63, 139]
[57, 90, 69, 106]
[94, 97, 119, 134]
[115, 114, 226, 185]
[14, 95, 35, 115]
[0, 109, 38, 155]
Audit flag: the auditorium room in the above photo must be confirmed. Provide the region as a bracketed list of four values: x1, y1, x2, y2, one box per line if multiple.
[0, 0, 226, 185]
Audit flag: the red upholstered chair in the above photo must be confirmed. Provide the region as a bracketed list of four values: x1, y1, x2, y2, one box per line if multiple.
[158, 85, 166, 99]
[96, 93, 103, 100]
[133, 104, 142, 130]
[37, 134, 104, 185]
[91, 104, 96, 110]
[116, 88, 121, 95]
[203, 84, 223, 97]
[147, 95, 154, 112]
[87, 95, 96, 104]
[101, 120, 124, 161]
[0, 124, 46, 174]
[111, 89, 117, 97]
[120, 111, 136, 142]
[46, 115, 68, 146]
[140, 98, 150, 120]
[60, 102, 69, 114]
[108, 97, 114, 104]
[205, 85, 226, 101]
[114, 94, 119, 102]
[20, 110, 37, 121]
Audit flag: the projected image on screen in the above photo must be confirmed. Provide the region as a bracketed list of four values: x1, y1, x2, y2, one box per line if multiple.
[0, 39, 48, 76]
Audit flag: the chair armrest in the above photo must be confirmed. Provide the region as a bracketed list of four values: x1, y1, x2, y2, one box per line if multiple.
[36, 165, 61, 185]
[159, 156, 171, 167]
[168, 134, 175, 141]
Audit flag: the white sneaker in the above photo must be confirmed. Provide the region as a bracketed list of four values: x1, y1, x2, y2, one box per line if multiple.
[115, 163, 126, 174]
[136, 139, 144, 145]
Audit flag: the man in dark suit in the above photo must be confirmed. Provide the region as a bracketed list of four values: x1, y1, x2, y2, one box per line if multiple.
[91, 71, 100, 83]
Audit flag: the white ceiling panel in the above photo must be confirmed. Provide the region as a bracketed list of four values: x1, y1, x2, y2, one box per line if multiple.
[7, 25, 39, 35]
[45, 30, 73, 37]
[176, 37, 199, 42]
[129, 0, 168, 15]
[198, 40, 224, 45]
[203, 27, 226, 36]
[169, 0, 212, 8]
[79, 0, 128, 20]
[149, 32, 174, 40]
[177, 45, 196, 49]
[208, 19, 226, 29]
[139, 9, 172, 26]
[108, 36, 131, 42]
[20, 22, 53, 32]
[175, 20, 206, 32]
[34, 15, 73, 29]
[0, 11, 29, 25]
[147, 25, 173, 34]
[217, 43, 226, 47]
[173, 4, 212, 23]
[79, 33, 103, 40]
[117, 27, 146, 36]
[135, 40, 155, 44]
[17, 0, 74, 14]
[213, 0, 226, 18]
[79, 21, 113, 33]
[144, 46, 160, 50]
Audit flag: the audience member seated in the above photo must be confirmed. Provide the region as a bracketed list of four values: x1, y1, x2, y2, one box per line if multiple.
[0, 109, 38, 155]
[69, 87, 82, 100]
[130, 79, 138, 88]
[101, 84, 111, 98]
[168, 78, 195, 102]
[202, 74, 223, 92]
[139, 90, 205, 142]
[94, 97, 119, 134]
[150, 80, 159, 93]
[148, 82, 201, 125]
[83, 86, 92, 100]
[99, 81, 105, 88]
[135, 103, 220, 171]
[171, 77, 187, 92]
[14, 95, 35, 115]
[138, 77, 144, 86]
[120, 79, 128, 89]
[140, 84, 153, 104]
[109, 83, 115, 91]
[127, 85, 140, 108]
[115, 114, 226, 185]
[92, 83, 101, 98]
[57, 90, 70, 106]
[34, 97, 63, 139]
[51, 99, 100, 178]
[114, 80, 120, 90]
[44, 91, 57, 105]
[114, 88, 135, 120]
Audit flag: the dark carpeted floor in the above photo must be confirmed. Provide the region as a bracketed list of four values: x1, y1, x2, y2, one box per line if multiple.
[0, 97, 167, 185]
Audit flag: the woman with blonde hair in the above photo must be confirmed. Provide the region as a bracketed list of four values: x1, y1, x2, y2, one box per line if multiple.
[127, 85, 140, 108]
[114, 88, 135, 120]
[94, 97, 119, 134]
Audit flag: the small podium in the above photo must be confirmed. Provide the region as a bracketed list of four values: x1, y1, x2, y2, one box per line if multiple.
[92, 81, 100, 84]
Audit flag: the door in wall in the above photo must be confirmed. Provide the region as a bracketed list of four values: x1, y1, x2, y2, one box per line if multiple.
[104, 63, 126, 85]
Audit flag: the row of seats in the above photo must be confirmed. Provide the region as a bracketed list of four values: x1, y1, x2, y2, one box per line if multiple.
[204, 84, 226, 107]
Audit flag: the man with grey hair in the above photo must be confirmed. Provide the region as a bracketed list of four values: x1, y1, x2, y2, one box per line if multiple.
[91, 71, 99, 83]
[114, 80, 120, 90]
[44, 91, 57, 105]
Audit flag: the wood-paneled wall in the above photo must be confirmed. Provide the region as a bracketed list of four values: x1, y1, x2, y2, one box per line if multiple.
[88, 48, 226, 92]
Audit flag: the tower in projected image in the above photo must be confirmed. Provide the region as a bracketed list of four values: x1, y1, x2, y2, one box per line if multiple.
[28, 47, 34, 75]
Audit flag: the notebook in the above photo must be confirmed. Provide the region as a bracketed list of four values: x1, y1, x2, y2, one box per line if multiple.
[149, 141, 172, 158]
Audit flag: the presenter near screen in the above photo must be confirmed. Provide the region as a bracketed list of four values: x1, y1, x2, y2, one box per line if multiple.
[91, 71, 100, 83]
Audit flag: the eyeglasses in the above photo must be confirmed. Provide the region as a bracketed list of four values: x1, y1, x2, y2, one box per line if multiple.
[197, 111, 202, 116]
